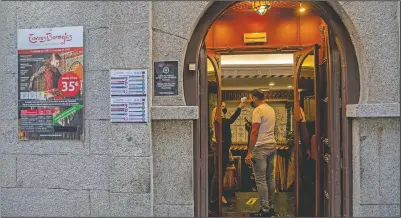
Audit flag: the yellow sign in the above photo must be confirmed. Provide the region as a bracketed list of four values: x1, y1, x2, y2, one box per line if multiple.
[244, 32, 267, 43]
[246, 197, 258, 205]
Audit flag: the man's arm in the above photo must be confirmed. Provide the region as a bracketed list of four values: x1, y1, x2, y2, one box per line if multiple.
[245, 108, 262, 165]
[247, 123, 260, 154]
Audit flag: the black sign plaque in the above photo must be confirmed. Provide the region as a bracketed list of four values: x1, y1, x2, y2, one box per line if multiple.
[154, 61, 178, 96]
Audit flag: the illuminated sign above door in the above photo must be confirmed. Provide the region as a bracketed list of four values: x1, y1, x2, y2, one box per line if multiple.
[243, 32, 267, 43]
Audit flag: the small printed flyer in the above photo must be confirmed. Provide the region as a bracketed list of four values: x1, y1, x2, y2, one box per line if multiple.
[110, 69, 148, 123]
[17, 26, 84, 140]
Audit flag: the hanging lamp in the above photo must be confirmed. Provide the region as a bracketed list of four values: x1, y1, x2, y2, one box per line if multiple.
[251, 1, 271, 16]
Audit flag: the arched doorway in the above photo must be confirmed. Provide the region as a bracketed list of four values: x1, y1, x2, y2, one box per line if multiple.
[183, 1, 360, 217]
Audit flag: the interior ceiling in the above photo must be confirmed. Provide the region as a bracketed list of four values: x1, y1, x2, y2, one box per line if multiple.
[207, 1, 317, 90]
[207, 54, 315, 90]
[214, 1, 318, 54]
[221, 77, 293, 91]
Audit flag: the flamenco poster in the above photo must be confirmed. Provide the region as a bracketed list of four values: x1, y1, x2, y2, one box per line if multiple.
[17, 26, 84, 140]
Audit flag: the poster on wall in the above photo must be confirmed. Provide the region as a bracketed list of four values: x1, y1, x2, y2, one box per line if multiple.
[110, 69, 148, 123]
[17, 26, 84, 140]
[154, 61, 178, 96]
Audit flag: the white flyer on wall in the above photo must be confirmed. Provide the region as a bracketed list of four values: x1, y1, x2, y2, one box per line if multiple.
[110, 69, 148, 123]
[110, 96, 148, 123]
[110, 69, 147, 96]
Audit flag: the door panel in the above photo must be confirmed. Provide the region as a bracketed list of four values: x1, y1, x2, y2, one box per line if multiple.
[198, 42, 208, 217]
[293, 44, 320, 217]
[327, 31, 343, 217]
[320, 59, 329, 217]
[312, 45, 322, 218]
[335, 34, 351, 218]
[207, 49, 223, 216]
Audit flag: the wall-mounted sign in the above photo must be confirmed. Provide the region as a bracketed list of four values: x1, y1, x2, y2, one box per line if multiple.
[110, 69, 148, 123]
[110, 96, 147, 123]
[17, 26, 84, 140]
[244, 32, 267, 43]
[154, 61, 178, 96]
[110, 69, 147, 96]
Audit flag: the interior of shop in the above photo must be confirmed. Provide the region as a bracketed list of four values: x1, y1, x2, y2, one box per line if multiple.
[205, 1, 331, 217]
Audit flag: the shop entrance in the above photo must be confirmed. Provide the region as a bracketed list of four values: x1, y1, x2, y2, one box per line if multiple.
[184, 1, 360, 217]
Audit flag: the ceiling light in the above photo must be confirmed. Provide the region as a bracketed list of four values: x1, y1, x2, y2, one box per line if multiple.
[221, 54, 293, 65]
[288, 85, 293, 88]
[252, 1, 271, 16]
[299, 3, 306, 12]
[269, 82, 275, 86]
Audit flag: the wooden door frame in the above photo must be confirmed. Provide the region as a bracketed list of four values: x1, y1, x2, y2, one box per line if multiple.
[196, 43, 208, 216]
[207, 49, 224, 216]
[184, 1, 360, 217]
[293, 45, 321, 216]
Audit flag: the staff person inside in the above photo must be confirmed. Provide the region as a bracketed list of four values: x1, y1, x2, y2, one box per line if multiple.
[210, 100, 245, 209]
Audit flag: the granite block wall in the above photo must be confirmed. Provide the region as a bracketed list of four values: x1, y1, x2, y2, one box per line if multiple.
[352, 118, 400, 217]
[0, 1, 153, 217]
[150, 3, 208, 215]
[336, 1, 400, 104]
[151, 1, 210, 106]
[152, 120, 194, 216]
[338, 1, 400, 216]
[0, 1, 400, 217]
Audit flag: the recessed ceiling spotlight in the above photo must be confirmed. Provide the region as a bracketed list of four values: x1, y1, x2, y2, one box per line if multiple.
[269, 82, 275, 86]
[288, 85, 293, 88]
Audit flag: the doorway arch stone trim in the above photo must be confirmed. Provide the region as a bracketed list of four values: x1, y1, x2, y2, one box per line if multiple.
[182, 1, 361, 217]
[183, 1, 362, 107]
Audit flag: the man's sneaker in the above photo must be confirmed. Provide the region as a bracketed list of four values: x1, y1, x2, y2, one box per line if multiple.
[250, 208, 278, 217]
[268, 208, 278, 217]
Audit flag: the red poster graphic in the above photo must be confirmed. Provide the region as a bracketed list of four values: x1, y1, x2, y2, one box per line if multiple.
[58, 72, 81, 97]
[17, 26, 84, 140]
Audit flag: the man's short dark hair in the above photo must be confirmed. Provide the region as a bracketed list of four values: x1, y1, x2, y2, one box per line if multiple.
[251, 89, 265, 100]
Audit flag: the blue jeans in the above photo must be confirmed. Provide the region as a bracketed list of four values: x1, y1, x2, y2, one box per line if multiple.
[252, 144, 276, 211]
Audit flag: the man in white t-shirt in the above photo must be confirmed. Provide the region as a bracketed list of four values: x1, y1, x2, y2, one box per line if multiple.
[245, 89, 277, 217]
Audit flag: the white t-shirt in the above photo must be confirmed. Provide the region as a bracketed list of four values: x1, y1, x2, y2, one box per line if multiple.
[252, 103, 276, 146]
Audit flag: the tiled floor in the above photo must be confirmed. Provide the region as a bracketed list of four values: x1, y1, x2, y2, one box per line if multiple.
[210, 191, 296, 217]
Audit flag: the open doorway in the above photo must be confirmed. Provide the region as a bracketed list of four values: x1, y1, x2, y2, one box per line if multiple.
[204, 2, 331, 216]
[187, 1, 360, 217]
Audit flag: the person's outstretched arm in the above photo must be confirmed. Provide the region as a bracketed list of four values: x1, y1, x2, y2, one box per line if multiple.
[228, 102, 245, 124]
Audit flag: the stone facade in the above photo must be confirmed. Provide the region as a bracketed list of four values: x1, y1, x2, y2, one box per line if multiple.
[0, 1, 399, 217]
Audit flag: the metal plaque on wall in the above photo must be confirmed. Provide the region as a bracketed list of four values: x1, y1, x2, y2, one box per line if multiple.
[154, 61, 178, 96]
